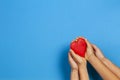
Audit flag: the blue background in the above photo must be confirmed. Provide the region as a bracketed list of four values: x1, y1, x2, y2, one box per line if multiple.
[0, 0, 120, 80]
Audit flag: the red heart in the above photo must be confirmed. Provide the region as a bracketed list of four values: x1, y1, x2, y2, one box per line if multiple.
[70, 38, 87, 57]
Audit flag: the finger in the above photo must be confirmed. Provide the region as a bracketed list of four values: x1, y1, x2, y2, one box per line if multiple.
[70, 49, 83, 64]
[84, 39, 94, 60]
[92, 44, 120, 78]
[68, 52, 76, 65]
[68, 53, 73, 64]
[91, 44, 104, 60]
[85, 38, 92, 48]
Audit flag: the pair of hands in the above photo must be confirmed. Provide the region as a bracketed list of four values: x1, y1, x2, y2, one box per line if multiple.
[68, 37, 120, 80]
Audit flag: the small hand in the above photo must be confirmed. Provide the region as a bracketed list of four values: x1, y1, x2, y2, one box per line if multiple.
[68, 51, 79, 80]
[68, 52, 78, 70]
[70, 49, 86, 66]
[69, 49, 89, 80]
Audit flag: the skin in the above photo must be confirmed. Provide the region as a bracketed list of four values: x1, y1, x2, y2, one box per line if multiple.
[92, 44, 120, 78]
[69, 37, 120, 80]
[68, 50, 89, 80]
[68, 53, 79, 80]
[85, 38, 120, 80]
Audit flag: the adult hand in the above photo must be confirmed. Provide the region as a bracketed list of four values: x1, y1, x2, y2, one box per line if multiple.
[92, 44, 120, 79]
[85, 39, 119, 80]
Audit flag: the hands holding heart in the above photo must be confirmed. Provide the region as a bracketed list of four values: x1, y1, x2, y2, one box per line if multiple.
[69, 37, 120, 80]
[70, 37, 87, 57]
[70, 37, 94, 60]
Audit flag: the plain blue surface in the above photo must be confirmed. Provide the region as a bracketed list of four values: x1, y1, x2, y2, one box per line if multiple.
[0, 0, 120, 80]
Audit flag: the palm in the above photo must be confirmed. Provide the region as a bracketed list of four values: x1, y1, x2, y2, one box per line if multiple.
[68, 53, 78, 70]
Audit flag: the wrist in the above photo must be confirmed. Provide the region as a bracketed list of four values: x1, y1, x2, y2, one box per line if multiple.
[87, 54, 96, 62]
[86, 53, 95, 61]
[100, 57, 107, 64]
[71, 68, 78, 72]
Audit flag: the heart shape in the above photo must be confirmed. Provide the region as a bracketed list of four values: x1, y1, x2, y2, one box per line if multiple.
[70, 38, 87, 57]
